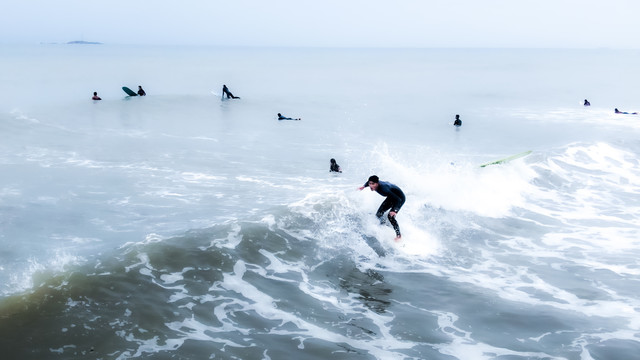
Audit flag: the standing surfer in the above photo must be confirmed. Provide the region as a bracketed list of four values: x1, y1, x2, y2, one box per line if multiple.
[358, 175, 405, 241]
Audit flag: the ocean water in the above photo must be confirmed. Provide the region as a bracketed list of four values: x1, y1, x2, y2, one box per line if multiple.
[1, 44, 640, 359]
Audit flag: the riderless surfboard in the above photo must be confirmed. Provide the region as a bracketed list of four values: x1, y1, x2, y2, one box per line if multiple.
[480, 150, 532, 168]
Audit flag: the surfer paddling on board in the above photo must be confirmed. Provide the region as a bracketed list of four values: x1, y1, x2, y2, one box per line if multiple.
[277, 113, 301, 121]
[222, 85, 240, 99]
[92, 92, 101, 100]
[359, 175, 405, 241]
[615, 108, 637, 115]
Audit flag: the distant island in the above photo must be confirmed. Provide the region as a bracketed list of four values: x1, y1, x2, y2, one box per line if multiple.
[67, 41, 103, 45]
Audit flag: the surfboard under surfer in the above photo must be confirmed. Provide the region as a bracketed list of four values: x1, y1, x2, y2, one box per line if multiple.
[359, 175, 405, 241]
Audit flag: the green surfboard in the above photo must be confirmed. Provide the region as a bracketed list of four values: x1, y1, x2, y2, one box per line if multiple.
[122, 86, 137, 96]
[480, 150, 532, 168]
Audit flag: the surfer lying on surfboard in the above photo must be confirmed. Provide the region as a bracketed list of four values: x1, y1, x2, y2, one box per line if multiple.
[615, 108, 637, 115]
[277, 113, 301, 121]
[359, 175, 405, 242]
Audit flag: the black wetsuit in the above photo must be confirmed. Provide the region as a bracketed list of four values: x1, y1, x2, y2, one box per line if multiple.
[364, 180, 405, 237]
[330, 163, 341, 172]
[222, 85, 236, 99]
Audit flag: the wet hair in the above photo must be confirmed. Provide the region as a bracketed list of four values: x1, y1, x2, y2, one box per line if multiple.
[368, 175, 379, 183]
[330, 158, 336, 164]
[93, 92, 97, 96]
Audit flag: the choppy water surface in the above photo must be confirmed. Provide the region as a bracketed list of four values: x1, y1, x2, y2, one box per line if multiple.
[1, 45, 639, 359]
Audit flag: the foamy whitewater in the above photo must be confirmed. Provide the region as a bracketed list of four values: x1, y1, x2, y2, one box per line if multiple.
[1, 45, 640, 359]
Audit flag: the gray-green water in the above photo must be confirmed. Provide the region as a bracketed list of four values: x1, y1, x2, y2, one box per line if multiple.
[1, 45, 640, 359]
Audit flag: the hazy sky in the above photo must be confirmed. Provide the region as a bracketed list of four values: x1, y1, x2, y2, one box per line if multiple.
[2, 0, 639, 48]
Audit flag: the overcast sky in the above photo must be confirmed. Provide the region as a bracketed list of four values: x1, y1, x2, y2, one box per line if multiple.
[2, 0, 639, 48]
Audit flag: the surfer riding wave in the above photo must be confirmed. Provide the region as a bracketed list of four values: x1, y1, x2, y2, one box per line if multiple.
[359, 175, 405, 241]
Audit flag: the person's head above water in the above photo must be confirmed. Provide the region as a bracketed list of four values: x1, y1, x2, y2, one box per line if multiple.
[330, 158, 336, 164]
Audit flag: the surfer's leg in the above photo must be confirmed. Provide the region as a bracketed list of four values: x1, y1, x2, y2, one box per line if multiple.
[388, 213, 401, 237]
[375, 199, 393, 224]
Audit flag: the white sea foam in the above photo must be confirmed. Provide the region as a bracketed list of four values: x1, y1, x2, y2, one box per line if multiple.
[1, 250, 82, 296]
[434, 311, 564, 360]
[2, 46, 640, 359]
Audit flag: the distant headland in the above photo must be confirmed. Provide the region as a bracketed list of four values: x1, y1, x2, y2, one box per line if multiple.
[67, 41, 103, 45]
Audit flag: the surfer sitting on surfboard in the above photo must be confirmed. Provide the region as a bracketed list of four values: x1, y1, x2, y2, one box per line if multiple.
[137, 86, 146, 96]
[454, 114, 462, 127]
[92, 92, 101, 100]
[277, 113, 301, 121]
[359, 175, 405, 241]
[222, 85, 240, 99]
[330, 158, 342, 173]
